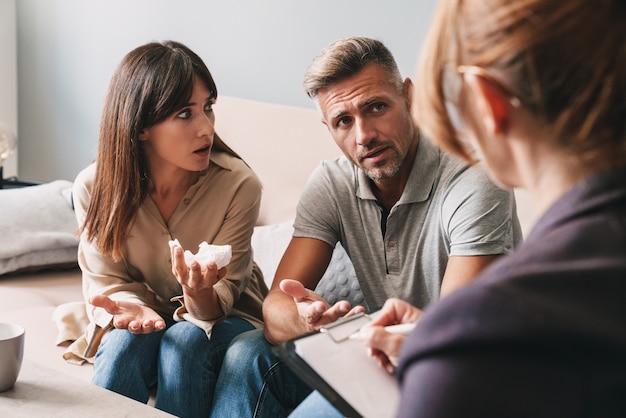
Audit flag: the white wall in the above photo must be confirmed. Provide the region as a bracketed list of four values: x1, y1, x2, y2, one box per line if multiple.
[16, 0, 437, 182]
[0, 0, 18, 178]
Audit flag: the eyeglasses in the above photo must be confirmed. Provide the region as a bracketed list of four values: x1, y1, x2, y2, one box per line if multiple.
[456, 65, 522, 108]
[441, 65, 523, 160]
[443, 64, 523, 130]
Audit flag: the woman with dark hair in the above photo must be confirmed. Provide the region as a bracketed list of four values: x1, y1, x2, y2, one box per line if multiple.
[67, 41, 267, 417]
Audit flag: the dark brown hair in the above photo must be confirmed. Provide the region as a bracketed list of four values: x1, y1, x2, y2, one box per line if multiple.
[82, 40, 240, 260]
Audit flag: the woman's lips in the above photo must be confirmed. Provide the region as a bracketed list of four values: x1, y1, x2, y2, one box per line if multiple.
[194, 145, 211, 156]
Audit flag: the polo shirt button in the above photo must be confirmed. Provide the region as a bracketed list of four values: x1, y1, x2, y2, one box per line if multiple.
[388, 241, 396, 248]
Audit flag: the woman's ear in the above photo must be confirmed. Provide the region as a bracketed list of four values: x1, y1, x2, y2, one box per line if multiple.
[463, 73, 511, 136]
[138, 129, 148, 141]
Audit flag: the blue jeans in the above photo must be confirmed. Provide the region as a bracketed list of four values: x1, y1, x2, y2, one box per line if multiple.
[92, 316, 254, 418]
[210, 329, 312, 418]
[289, 390, 343, 418]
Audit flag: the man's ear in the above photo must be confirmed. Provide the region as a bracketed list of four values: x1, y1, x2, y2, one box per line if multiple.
[463, 73, 510, 136]
[402, 78, 414, 108]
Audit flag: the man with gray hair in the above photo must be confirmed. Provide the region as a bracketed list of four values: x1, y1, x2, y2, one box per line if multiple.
[210, 36, 522, 417]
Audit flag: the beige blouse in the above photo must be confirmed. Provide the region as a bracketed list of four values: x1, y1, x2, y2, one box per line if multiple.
[57, 151, 267, 363]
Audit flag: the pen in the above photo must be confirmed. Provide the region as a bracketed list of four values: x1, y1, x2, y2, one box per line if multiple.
[348, 321, 417, 340]
[383, 322, 417, 335]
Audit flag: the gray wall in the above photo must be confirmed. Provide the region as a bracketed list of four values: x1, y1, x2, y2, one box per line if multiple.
[0, 0, 17, 178]
[16, 0, 437, 182]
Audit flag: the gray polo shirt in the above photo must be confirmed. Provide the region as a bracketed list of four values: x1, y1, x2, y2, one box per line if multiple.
[293, 137, 522, 311]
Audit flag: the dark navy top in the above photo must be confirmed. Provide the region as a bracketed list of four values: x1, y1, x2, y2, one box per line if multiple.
[397, 164, 626, 418]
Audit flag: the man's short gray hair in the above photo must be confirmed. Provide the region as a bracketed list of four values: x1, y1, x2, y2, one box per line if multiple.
[303, 37, 404, 101]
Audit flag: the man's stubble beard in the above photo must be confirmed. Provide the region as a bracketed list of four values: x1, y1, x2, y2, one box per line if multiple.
[362, 147, 404, 182]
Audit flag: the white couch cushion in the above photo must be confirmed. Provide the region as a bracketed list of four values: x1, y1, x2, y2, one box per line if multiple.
[251, 221, 366, 309]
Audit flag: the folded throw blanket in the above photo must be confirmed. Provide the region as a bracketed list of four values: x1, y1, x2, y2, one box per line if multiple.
[0, 180, 79, 275]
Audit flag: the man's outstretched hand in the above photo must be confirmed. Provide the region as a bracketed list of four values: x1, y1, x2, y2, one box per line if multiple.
[279, 279, 365, 331]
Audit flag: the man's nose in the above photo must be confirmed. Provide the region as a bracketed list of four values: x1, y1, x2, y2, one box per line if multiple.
[354, 118, 375, 146]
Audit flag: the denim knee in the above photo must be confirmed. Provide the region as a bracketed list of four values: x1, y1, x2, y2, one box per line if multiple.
[156, 317, 255, 418]
[212, 328, 312, 418]
[224, 329, 273, 368]
[159, 321, 210, 376]
[92, 327, 162, 402]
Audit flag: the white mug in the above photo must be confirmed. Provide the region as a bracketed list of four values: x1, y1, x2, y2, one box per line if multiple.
[0, 323, 25, 392]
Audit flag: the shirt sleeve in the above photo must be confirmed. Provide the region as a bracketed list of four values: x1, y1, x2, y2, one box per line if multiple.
[440, 163, 521, 256]
[292, 161, 342, 247]
[73, 166, 150, 330]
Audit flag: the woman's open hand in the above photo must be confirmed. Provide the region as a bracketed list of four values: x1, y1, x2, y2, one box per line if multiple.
[90, 294, 166, 334]
[170, 242, 227, 294]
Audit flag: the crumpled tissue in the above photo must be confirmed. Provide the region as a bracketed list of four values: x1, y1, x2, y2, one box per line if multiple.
[168, 239, 232, 269]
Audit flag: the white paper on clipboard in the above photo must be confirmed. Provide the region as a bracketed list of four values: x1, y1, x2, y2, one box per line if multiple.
[289, 313, 400, 418]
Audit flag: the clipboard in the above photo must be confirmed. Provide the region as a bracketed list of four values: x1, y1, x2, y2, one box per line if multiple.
[272, 313, 400, 418]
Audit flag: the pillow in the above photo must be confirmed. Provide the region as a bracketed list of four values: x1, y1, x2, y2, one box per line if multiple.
[315, 242, 366, 310]
[251, 221, 293, 288]
[0, 180, 79, 275]
[251, 221, 366, 310]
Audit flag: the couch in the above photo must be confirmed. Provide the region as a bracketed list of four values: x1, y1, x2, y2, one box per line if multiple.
[0, 95, 538, 385]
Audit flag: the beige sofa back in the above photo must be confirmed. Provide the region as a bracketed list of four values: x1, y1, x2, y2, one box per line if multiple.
[215, 96, 341, 225]
[216, 95, 537, 234]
